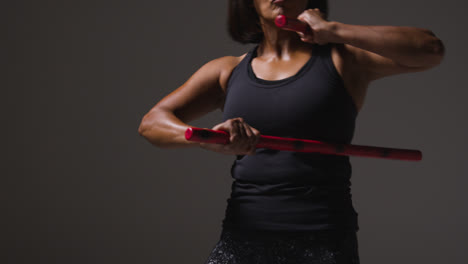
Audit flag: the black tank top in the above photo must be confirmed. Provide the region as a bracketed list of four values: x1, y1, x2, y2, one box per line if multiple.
[221, 44, 359, 233]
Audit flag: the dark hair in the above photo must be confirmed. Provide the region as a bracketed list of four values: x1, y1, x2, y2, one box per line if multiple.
[228, 0, 329, 44]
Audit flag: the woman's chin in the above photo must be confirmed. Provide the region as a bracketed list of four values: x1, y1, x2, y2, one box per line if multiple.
[262, 6, 303, 22]
[272, 7, 303, 19]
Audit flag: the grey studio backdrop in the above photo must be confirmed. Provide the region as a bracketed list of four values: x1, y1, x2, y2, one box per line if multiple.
[5, 0, 467, 263]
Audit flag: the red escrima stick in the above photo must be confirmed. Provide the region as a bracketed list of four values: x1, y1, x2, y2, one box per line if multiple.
[185, 127, 422, 161]
[275, 15, 310, 34]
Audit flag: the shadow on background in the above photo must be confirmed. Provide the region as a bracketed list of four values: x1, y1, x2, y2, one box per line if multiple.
[4, 0, 467, 263]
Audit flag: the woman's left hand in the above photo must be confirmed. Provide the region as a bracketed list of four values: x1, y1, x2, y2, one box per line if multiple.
[297, 9, 335, 45]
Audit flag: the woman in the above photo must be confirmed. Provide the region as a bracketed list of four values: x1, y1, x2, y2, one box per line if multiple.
[138, 0, 444, 263]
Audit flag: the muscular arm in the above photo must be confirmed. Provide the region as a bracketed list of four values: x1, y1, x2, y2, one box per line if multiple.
[329, 23, 445, 80]
[296, 9, 445, 111]
[298, 9, 445, 81]
[138, 56, 241, 148]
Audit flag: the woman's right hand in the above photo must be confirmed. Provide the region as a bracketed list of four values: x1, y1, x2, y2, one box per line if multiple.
[199, 117, 261, 155]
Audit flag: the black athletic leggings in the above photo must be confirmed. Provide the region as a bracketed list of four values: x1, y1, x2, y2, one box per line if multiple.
[204, 228, 360, 264]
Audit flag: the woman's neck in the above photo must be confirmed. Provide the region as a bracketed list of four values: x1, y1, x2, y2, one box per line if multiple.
[257, 20, 312, 60]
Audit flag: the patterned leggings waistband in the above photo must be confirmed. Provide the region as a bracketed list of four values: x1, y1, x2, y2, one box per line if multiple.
[204, 228, 360, 264]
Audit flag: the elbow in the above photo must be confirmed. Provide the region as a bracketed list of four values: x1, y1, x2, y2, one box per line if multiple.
[138, 113, 151, 138]
[138, 120, 146, 137]
[137, 115, 165, 148]
[138, 117, 153, 144]
[138, 126, 169, 149]
[421, 31, 445, 67]
[137, 114, 178, 149]
[427, 38, 445, 65]
[138, 126, 153, 144]
[399, 30, 445, 69]
[431, 38, 445, 58]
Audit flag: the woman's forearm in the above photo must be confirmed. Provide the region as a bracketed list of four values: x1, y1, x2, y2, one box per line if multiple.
[329, 22, 445, 67]
[138, 108, 199, 149]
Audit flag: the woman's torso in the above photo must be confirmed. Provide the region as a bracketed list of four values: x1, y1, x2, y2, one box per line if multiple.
[219, 43, 360, 232]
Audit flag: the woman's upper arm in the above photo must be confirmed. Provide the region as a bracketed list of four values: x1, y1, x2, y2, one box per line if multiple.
[340, 44, 435, 82]
[331, 43, 431, 112]
[151, 56, 242, 123]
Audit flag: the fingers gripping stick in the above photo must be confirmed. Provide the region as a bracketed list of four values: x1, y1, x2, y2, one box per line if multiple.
[185, 127, 422, 161]
[275, 15, 310, 34]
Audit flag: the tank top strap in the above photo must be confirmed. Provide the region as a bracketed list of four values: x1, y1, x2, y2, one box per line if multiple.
[225, 46, 257, 91]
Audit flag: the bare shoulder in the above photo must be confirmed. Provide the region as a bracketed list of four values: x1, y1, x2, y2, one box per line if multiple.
[178, 53, 247, 100]
[211, 54, 247, 92]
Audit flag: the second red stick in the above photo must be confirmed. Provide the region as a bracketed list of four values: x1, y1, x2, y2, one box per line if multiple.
[275, 15, 310, 34]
